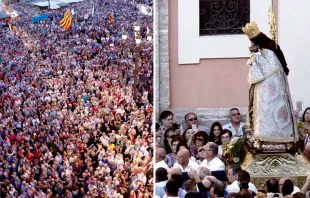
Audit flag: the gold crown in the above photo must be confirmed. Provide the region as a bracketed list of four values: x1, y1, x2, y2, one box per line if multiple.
[242, 22, 261, 39]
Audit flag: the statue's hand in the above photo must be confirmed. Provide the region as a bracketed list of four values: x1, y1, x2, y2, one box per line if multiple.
[247, 59, 253, 66]
[294, 110, 300, 118]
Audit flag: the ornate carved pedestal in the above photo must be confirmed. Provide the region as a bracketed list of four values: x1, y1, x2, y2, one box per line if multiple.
[241, 152, 310, 191]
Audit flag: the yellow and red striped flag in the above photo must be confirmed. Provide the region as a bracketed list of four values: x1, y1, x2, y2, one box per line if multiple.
[7, 19, 17, 34]
[12, 26, 17, 34]
[60, 10, 72, 31]
[109, 12, 114, 24]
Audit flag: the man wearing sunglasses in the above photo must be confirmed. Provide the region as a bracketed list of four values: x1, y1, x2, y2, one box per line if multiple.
[183, 112, 210, 135]
[199, 142, 225, 172]
[223, 108, 245, 137]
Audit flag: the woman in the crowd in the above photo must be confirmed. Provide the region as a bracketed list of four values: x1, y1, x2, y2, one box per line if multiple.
[158, 110, 175, 147]
[209, 122, 223, 145]
[218, 129, 233, 158]
[297, 107, 310, 151]
[163, 127, 181, 154]
[192, 131, 208, 159]
[183, 127, 196, 149]
[165, 136, 185, 168]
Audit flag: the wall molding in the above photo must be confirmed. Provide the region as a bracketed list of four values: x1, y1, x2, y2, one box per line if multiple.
[170, 107, 248, 127]
[155, 0, 170, 113]
[178, 0, 272, 64]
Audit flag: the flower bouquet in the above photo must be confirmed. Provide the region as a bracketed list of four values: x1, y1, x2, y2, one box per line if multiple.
[222, 137, 246, 165]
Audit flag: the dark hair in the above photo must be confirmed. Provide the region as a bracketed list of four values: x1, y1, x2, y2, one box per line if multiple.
[282, 179, 294, 196]
[185, 192, 199, 198]
[184, 112, 197, 121]
[214, 184, 225, 197]
[183, 127, 192, 141]
[266, 178, 279, 193]
[229, 165, 242, 176]
[166, 180, 179, 196]
[302, 107, 310, 122]
[184, 179, 196, 192]
[239, 182, 249, 190]
[171, 136, 185, 149]
[172, 123, 180, 129]
[236, 190, 253, 198]
[251, 32, 289, 76]
[164, 128, 179, 154]
[238, 170, 250, 182]
[156, 168, 168, 182]
[220, 129, 233, 138]
[164, 127, 180, 139]
[293, 192, 306, 198]
[156, 123, 161, 131]
[159, 110, 173, 123]
[230, 108, 240, 113]
[171, 174, 184, 188]
[176, 142, 191, 154]
[227, 193, 238, 198]
[209, 122, 223, 144]
[193, 131, 209, 145]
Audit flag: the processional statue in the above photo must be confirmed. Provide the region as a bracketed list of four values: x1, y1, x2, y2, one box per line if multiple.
[240, 8, 310, 188]
[242, 8, 298, 153]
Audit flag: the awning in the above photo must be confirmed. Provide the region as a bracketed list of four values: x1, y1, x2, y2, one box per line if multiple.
[0, 11, 11, 19]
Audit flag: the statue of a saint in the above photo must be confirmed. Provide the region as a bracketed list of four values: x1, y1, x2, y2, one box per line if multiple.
[242, 17, 298, 149]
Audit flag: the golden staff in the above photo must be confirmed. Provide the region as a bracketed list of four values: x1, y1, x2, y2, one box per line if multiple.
[268, 6, 278, 48]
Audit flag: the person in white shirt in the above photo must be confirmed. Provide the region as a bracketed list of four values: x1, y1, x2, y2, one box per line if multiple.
[226, 166, 257, 194]
[162, 167, 186, 198]
[173, 149, 199, 172]
[200, 142, 225, 171]
[222, 108, 245, 137]
[155, 168, 168, 198]
[155, 148, 169, 171]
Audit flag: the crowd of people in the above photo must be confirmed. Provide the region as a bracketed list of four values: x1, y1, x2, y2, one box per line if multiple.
[0, 0, 153, 197]
[155, 108, 310, 198]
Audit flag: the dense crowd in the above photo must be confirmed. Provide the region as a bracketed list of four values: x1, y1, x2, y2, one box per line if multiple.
[0, 0, 153, 197]
[155, 108, 310, 198]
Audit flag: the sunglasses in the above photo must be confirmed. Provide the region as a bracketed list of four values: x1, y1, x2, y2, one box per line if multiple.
[188, 117, 197, 121]
[195, 138, 204, 141]
[232, 113, 240, 116]
[198, 149, 205, 152]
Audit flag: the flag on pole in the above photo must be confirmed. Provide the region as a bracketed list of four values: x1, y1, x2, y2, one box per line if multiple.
[7, 19, 17, 34]
[109, 12, 114, 24]
[147, 26, 150, 35]
[60, 10, 72, 31]
[92, 6, 95, 17]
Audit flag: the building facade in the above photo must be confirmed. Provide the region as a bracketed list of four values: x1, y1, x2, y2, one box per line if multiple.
[154, 0, 310, 125]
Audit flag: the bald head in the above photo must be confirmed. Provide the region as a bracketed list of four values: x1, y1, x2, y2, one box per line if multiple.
[156, 147, 166, 162]
[168, 167, 182, 180]
[178, 149, 190, 157]
[176, 149, 190, 167]
[197, 167, 210, 179]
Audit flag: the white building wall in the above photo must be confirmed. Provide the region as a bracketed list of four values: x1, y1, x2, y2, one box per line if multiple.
[178, 0, 272, 64]
[279, 0, 310, 111]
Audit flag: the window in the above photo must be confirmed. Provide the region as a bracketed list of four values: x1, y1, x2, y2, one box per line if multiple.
[199, 0, 250, 36]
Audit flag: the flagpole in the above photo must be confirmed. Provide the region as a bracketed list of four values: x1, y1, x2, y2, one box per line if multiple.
[48, 0, 50, 9]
